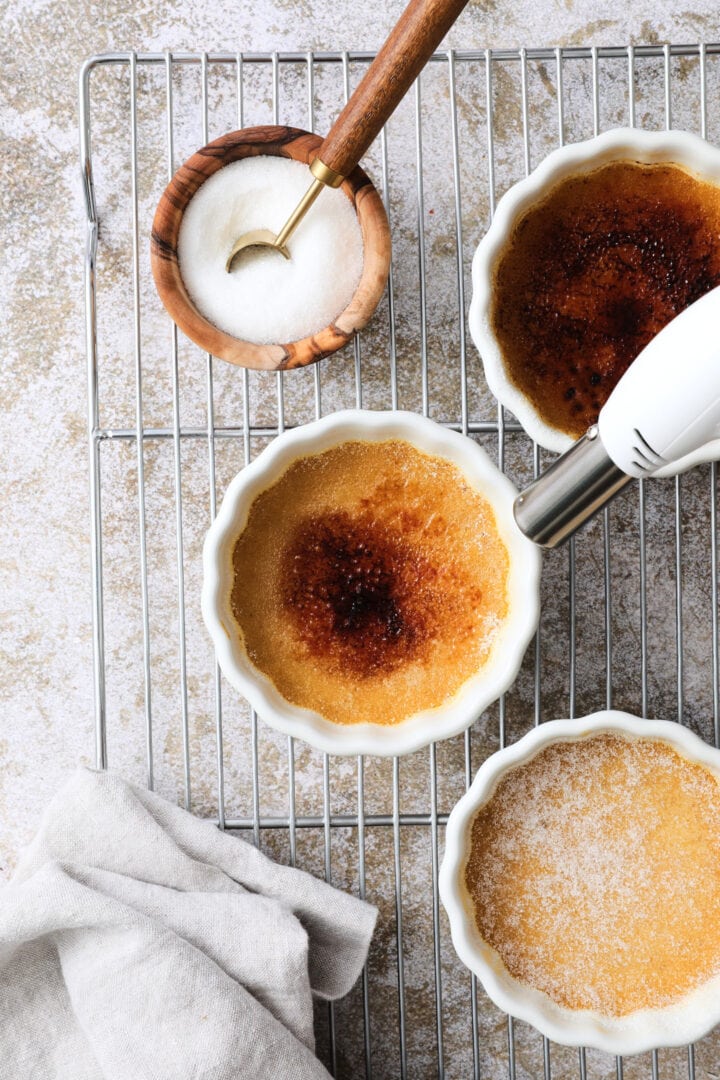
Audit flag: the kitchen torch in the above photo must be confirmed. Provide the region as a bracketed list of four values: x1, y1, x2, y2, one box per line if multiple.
[513, 284, 720, 548]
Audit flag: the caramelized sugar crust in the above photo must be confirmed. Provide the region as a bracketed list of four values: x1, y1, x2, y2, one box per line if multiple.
[492, 162, 720, 438]
[284, 510, 436, 679]
[465, 733, 720, 1016]
[230, 440, 509, 726]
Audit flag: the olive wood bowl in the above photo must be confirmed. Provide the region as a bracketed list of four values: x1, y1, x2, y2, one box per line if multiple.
[151, 126, 391, 371]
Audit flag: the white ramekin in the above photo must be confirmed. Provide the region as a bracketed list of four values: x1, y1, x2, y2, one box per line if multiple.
[469, 127, 720, 469]
[202, 410, 541, 757]
[439, 710, 720, 1054]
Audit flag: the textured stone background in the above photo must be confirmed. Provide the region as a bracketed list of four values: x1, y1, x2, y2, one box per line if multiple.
[3, 1, 720, 1078]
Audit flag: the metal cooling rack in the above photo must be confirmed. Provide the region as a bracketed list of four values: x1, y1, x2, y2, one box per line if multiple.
[82, 44, 720, 1080]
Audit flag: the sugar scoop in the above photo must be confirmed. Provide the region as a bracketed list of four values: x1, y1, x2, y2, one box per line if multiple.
[514, 284, 720, 548]
[152, 0, 470, 369]
[225, 0, 470, 270]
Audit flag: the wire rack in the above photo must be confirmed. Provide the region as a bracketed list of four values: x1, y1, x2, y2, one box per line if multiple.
[81, 43, 720, 1080]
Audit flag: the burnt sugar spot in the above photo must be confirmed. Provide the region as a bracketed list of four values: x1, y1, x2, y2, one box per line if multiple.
[493, 163, 720, 438]
[283, 510, 438, 678]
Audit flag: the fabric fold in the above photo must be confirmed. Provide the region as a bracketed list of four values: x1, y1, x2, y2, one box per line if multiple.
[0, 768, 377, 1080]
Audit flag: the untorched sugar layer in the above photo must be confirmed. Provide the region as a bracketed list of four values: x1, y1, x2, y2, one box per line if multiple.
[465, 733, 720, 1016]
[178, 157, 364, 345]
[230, 440, 510, 727]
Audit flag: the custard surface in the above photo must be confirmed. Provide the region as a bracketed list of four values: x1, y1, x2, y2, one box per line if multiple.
[465, 733, 720, 1015]
[230, 440, 509, 726]
[492, 161, 720, 438]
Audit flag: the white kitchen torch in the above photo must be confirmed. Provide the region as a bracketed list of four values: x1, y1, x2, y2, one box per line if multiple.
[514, 284, 720, 548]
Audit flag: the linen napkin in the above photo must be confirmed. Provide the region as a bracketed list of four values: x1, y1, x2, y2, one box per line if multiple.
[0, 768, 377, 1079]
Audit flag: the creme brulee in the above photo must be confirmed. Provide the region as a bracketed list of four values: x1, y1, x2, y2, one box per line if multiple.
[230, 439, 509, 726]
[465, 733, 720, 1016]
[491, 161, 720, 439]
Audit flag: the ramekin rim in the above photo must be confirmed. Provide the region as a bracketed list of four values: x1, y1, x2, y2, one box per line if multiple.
[469, 126, 720, 453]
[439, 709, 720, 1053]
[201, 409, 541, 757]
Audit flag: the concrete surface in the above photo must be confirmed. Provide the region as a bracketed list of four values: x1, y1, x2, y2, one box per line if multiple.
[3, 0, 720, 1076]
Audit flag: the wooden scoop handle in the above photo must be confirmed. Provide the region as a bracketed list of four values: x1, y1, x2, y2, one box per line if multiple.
[317, 0, 469, 179]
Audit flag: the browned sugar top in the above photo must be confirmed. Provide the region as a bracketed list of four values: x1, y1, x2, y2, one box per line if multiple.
[491, 162, 720, 439]
[230, 439, 509, 727]
[465, 733, 720, 1016]
[284, 510, 435, 679]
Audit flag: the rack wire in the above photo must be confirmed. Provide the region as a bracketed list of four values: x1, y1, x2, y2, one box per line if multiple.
[82, 43, 720, 1080]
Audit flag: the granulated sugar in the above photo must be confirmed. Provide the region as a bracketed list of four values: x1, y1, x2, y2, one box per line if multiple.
[465, 733, 720, 1016]
[177, 156, 364, 345]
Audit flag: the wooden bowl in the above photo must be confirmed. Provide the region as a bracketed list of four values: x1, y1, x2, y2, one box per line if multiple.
[151, 126, 391, 371]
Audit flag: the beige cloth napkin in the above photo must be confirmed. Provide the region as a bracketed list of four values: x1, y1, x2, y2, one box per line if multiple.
[0, 768, 377, 1079]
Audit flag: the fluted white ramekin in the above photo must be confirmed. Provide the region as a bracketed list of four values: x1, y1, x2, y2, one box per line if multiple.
[440, 710, 720, 1054]
[202, 410, 541, 757]
[469, 127, 720, 466]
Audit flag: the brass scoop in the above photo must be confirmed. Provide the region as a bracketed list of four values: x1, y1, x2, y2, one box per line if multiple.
[225, 0, 470, 272]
